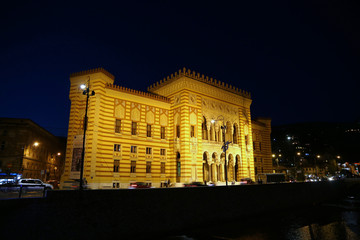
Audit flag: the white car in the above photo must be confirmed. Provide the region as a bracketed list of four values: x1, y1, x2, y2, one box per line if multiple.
[18, 179, 54, 190]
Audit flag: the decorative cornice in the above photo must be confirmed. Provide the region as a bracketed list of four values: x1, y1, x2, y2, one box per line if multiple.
[106, 83, 171, 103]
[70, 67, 115, 80]
[147, 67, 251, 99]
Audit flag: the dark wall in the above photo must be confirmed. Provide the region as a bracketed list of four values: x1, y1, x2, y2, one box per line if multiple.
[1, 182, 344, 239]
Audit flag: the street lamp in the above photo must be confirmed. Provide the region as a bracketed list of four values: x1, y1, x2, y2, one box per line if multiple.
[79, 77, 95, 191]
[212, 116, 231, 186]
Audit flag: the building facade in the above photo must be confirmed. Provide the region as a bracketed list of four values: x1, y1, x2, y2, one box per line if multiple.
[61, 68, 272, 189]
[0, 118, 66, 182]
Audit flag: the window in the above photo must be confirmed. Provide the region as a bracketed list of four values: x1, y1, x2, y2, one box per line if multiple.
[176, 125, 180, 138]
[253, 142, 256, 150]
[160, 149, 166, 155]
[130, 161, 136, 173]
[254, 157, 257, 162]
[259, 142, 262, 152]
[147, 124, 152, 137]
[190, 125, 195, 137]
[131, 122, 137, 135]
[113, 160, 120, 172]
[115, 119, 121, 133]
[114, 144, 121, 152]
[161, 162, 165, 174]
[161, 127, 165, 139]
[131, 146, 137, 153]
[146, 161, 151, 173]
[146, 147, 152, 155]
[176, 161, 181, 177]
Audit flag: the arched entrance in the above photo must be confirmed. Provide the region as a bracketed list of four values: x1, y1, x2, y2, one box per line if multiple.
[202, 152, 210, 183]
[228, 154, 234, 182]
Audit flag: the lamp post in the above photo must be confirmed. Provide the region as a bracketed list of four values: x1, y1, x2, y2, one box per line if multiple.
[79, 78, 95, 190]
[212, 116, 231, 186]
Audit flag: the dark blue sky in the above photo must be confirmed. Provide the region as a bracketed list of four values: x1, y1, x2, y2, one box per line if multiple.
[1, 1, 359, 137]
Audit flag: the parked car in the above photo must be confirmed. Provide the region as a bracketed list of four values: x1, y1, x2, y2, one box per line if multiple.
[184, 182, 208, 187]
[17, 179, 53, 190]
[129, 182, 152, 189]
[47, 180, 60, 189]
[240, 178, 255, 184]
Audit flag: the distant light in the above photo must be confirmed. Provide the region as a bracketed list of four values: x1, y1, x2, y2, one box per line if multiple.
[317, 155, 321, 158]
[287, 136, 291, 140]
[305, 153, 309, 156]
[272, 154, 276, 158]
[33, 142, 39, 147]
[80, 84, 86, 90]
[57, 152, 61, 156]
[211, 119, 216, 124]
[297, 152, 301, 156]
[337, 156, 341, 159]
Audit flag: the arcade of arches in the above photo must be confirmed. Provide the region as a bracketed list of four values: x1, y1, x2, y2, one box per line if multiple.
[202, 151, 247, 183]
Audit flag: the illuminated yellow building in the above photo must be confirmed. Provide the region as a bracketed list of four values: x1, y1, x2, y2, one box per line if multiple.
[61, 68, 272, 189]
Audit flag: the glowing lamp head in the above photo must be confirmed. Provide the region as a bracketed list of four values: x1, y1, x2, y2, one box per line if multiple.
[33, 142, 39, 147]
[80, 84, 87, 90]
[211, 119, 216, 124]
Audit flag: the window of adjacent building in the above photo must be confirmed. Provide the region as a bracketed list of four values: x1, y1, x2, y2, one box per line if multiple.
[146, 161, 151, 173]
[190, 125, 195, 138]
[115, 119, 121, 133]
[113, 160, 120, 172]
[161, 162, 165, 174]
[259, 142, 262, 152]
[114, 144, 121, 152]
[131, 122, 137, 135]
[254, 157, 257, 162]
[253, 142, 256, 151]
[130, 161, 136, 173]
[160, 149, 166, 155]
[131, 146, 137, 153]
[147, 124, 152, 137]
[146, 147, 152, 155]
[161, 127, 165, 139]
[176, 125, 180, 138]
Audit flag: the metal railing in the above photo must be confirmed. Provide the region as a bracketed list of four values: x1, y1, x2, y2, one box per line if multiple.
[0, 184, 48, 199]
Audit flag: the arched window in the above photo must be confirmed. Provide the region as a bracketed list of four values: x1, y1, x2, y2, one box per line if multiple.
[202, 117, 208, 140]
[233, 124, 238, 144]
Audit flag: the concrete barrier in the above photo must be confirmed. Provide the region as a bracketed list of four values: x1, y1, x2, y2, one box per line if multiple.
[0, 181, 345, 239]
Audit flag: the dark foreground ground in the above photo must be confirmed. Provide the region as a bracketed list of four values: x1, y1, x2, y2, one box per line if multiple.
[163, 197, 360, 240]
[1, 181, 359, 240]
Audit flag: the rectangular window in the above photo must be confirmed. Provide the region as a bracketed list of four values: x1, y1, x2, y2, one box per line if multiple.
[115, 119, 121, 133]
[113, 160, 120, 172]
[160, 149, 166, 155]
[190, 125, 195, 137]
[114, 144, 121, 152]
[176, 125, 180, 138]
[161, 127, 165, 139]
[253, 141, 256, 150]
[130, 161, 136, 173]
[147, 124, 152, 137]
[254, 157, 257, 162]
[161, 162, 165, 174]
[131, 146, 137, 153]
[131, 122, 137, 135]
[146, 161, 151, 173]
[146, 147, 152, 155]
[259, 142, 262, 151]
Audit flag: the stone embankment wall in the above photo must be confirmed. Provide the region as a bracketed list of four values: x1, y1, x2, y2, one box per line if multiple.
[1, 182, 345, 239]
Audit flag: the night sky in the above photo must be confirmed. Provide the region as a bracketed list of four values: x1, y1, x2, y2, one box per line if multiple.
[1, 1, 359, 137]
